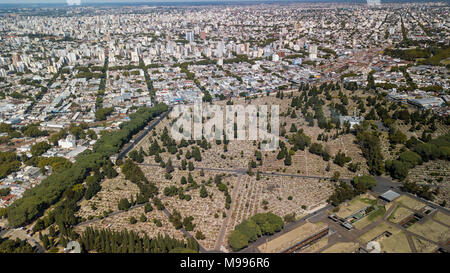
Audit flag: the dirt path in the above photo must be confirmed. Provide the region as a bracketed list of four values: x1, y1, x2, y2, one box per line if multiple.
[213, 173, 244, 251]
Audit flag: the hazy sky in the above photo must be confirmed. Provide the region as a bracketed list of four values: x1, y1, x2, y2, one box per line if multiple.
[0, 0, 362, 4]
[0, 0, 281, 3]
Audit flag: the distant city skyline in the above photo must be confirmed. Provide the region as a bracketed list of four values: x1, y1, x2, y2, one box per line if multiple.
[0, 0, 443, 5]
[0, 0, 380, 4]
[0, 0, 442, 5]
[1, 0, 310, 4]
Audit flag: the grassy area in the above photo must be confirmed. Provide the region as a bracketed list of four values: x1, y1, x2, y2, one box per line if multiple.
[433, 211, 450, 226]
[360, 198, 378, 207]
[368, 206, 386, 221]
[335, 194, 375, 219]
[441, 58, 450, 65]
[353, 206, 386, 230]
[395, 195, 426, 211]
[358, 220, 412, 253]
[421, 47, 450, 66]
[358, 221, 400, 244]
[380, 231, 412, 253]
[407, 219, 449, 243]
[385, 46, 450, 66]
[388, 206, 414, 224]
[412, 236, 438, 253]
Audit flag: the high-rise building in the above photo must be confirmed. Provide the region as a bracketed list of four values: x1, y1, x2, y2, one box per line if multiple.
[131, 51, 139, 63]
[309, 45, 318, 60]
[367, 0, 381, 7]
[216, 41, 224, 58]
[185, 32, 194, 43]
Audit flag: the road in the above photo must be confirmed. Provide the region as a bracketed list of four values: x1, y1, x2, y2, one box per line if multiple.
[138, 163, 352, 183]
[76, 203, 147, 228]
[116, 109, 171, 162]
[373, 176, 401, 193]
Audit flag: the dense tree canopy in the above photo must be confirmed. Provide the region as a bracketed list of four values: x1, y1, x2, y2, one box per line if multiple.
[95, 107, 114, 121]
[30, 141, 51, 157]
[352, 175, 376, 194]
[228, 212, 284, 251]
[79, 227, 198, 253]
[0, 238, 34, 253]
[0, 151, 21, 179]
[355, 122, 384, 175]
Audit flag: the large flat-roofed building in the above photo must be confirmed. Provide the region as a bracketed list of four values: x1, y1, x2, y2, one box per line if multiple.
[387, 92, 410, 102]
[65, 146, 87, 161]
[407, 97, 444, 109]
[379, 190, 400, 202]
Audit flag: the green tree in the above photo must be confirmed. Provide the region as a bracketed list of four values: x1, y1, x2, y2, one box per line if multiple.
[68, 124, 85, 140]
[355, 126, 384, 175]
[143, 202, 153, 213]
[284, 153, 292, 166]
[385, 160, 410, 180]
[118, 198, 131, 211]
[200, 185, 208, 198]
[140, 214, 147, 222]
[289, 123, 297, 133]
[333, 150, 351, 167]
[166, 158, 174, 173]
[352, 175, 376, 194]
[331, 171, 340, 182]
[284, 213, 296, 223]
[389, 129, 407, 144]
[195, 231, 205, 240]
[0, 188, 11, 197]
[30, 141, 51, 157]
[182, 216, 195, 231]
[228, 230, 248, 251]
[398, 150, 422, 166]
[95, 107, 114, 121]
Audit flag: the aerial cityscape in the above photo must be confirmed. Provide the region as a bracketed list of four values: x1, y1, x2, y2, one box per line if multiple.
[0, 0, 449, 260]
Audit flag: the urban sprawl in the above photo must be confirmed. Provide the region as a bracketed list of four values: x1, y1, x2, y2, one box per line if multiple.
[0, 1, 449, 254]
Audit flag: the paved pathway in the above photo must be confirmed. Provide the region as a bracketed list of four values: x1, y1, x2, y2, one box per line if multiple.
[138, 163, 352, 182]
